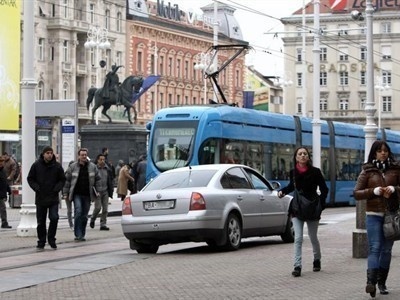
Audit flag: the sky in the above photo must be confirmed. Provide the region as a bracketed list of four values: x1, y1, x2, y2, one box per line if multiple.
[171, 0, 306, 76]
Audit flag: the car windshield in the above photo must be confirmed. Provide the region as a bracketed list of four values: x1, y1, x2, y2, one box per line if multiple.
[144, 169, 217, 190]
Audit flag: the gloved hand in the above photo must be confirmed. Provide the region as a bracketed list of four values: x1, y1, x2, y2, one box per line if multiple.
[373, 187, 382, 196]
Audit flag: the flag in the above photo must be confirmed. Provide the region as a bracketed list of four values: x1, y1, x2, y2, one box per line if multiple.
[131, 75, 160, 105]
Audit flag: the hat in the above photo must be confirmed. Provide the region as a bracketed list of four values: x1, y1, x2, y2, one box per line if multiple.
[42, 146, 54, 154]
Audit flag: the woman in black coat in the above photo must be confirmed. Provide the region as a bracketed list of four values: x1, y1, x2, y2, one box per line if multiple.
[278, 146, 329, 277]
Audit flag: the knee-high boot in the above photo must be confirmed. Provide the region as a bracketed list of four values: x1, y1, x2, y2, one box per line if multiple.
[377, 268, 389, 295]
[366, 269, 378, 298]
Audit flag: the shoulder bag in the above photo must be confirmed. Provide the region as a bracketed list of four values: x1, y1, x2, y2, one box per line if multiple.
[291, 188, 322, 221]
[383, 199, 400, 241]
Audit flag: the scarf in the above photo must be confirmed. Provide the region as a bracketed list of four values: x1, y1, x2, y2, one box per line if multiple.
[372, 158, 391, 172]
[296, 163, 309, 174]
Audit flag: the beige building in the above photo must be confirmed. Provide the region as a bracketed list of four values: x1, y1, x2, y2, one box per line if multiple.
[281, 0, 400, 130]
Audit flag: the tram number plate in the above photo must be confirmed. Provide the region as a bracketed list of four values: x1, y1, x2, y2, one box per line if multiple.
[144, 200, 175, 210]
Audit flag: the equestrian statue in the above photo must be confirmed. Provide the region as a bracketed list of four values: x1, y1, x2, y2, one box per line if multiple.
[86, 64, 144, 124]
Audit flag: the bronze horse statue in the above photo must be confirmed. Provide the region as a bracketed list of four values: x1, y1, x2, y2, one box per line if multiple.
[86, 75, 143, 124]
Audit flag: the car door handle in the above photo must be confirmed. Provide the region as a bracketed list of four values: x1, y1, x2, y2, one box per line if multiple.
[237, 196, 243, 201]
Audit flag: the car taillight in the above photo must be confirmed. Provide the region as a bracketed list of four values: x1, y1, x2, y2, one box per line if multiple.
[189, 192, 206, 210]
[122, 197, 132, 215]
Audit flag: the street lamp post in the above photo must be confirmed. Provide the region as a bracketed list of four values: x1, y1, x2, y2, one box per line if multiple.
[194, 53, 212, 104]
[84, 26, 111, 124]
[351, 0, 377, 259]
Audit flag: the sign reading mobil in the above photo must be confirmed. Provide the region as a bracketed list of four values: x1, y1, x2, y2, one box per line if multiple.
[329, 0, 400, 11]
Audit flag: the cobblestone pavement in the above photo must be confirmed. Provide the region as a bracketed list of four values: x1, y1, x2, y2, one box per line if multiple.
[2, 205, 400, 299]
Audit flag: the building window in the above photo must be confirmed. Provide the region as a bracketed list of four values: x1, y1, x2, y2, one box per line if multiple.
[184, 60, 189, 79]
[382, 71, 391, 86]
[360, 97, 366, 109]
[192, 62, 197, 80]
[168, 94, 172, 106]
[90, 48, 95, 66]
[176, 95, 180, 105]
[193, 96, 197, 104]
[61, 0, 68, 18]
[383, 96, 392, 112]
[360, 46, 367, 60]
[176, 58, 181, 78]
[296, 48, 302, 62]
[50, 47, 54, 61]
[381, 46, 391, 60]
[222, 68, 227, 85]
[105, 10, 110, 30]
[117, 51, 122, 66]
[320, 47, 327, 61]
[320, 98, 328, 111]
[89, 4, 95, 23]
[320, 72, 327, 86]
[297, 73, 302, 87]
[137, 51, 142, 72]
[63, 82, 69, 99]
[159, 56, 164, 76]
[382, 22, 391, 33]
[38, 38, 45, 61]
[117, 12, 122, 32]
[37, 81, 44, 100]
[339, 72, 348, 86]
[339, 99, 348, 110]
[360, 71, 366, 85]
[168, 57, 172, 76]
[160, 92, 164, 108]
[338, 47, 348, 61]
[63, 40, 69, 62]
[235, 69, 240, 87]
[296, 98, 302, 114]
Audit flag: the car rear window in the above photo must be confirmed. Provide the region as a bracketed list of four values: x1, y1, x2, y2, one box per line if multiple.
[145, 169, 217, 190]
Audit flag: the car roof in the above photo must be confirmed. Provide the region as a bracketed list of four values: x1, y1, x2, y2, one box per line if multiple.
[162, 164, 248, 175]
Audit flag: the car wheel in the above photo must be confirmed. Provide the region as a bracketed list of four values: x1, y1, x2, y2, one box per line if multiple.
[222, 214, 242, 251]
[281, 216, 294, 243]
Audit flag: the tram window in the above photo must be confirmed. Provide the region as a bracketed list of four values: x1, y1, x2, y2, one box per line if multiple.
[336, 148, 363, 181]
[271, 144, 295, 180]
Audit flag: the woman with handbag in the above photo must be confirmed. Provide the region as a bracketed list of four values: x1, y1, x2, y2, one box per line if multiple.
[277, 147, 328, 277]
[354, 140, 400, 297]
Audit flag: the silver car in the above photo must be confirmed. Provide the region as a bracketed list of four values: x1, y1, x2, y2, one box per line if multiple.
[121, 164, 294, 253]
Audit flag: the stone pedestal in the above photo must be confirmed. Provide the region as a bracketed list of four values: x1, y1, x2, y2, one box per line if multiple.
[352, 199, 368, 258]
[80, 124, 148, 166]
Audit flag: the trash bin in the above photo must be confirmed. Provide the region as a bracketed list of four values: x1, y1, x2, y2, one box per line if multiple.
[9, 185, 22, 208]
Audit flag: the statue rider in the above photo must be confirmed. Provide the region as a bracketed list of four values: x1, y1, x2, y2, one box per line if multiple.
[102, 64, 123, 105]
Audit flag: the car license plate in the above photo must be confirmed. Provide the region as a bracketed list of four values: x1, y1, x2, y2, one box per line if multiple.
[144, 200, 175, 210]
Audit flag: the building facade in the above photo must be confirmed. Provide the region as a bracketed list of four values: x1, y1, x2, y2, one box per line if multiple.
[2, 0, 249, 160]
[281, 0, 400, 130]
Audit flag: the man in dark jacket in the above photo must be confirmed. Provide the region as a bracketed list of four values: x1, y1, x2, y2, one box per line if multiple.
[27, 146, 66, 250]
[0, 157, 12, 228]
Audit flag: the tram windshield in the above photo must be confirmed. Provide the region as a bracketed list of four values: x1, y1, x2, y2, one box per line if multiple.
[151, 121, 198, 172]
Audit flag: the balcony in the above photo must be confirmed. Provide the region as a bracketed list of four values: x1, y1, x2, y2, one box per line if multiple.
[77, 64, 87, 76]
[62, 62, 72, 72]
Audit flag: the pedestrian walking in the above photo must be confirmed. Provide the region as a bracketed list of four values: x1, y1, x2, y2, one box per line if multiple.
[65, 160, 75, 229]
[277, 146, 328, 277]
[117, 163, 134, 201]
[136, 154, 147, 191]
[27, 146, 66, 250]
[63, 148, 101, 242]
[90, 154, 113, 231]
[0, 156, 12, 229]
[354, 140, 400, 297]
[2, 152, 17, 186]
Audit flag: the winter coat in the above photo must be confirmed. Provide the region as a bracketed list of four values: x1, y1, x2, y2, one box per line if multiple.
[279, 166, 329, 219]
[27, 154, 66, 206]
[136, 159, 147, 191]
[97, 164, 114, 198]
[63, 161, 101, 202]
[353, 162, 400, 212]
[0, 167, 10, 199]
[117, 165, 134, 196]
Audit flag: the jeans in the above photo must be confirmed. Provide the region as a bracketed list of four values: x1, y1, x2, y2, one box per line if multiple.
[0, 197, 9, 225]
[36, 203, 59, 246]
[73, 194, 91, 239]
[91, 191, 109, 227]
[293, 217, 321, 268]
[366, 215, 394, 270]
